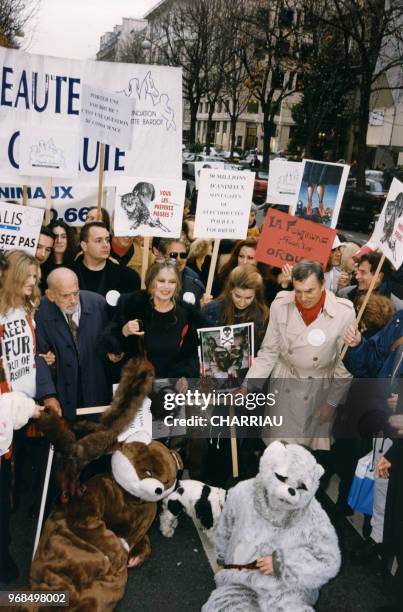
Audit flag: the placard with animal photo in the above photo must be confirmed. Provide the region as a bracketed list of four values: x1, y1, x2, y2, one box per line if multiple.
[114, 176, 186, 237]
[198, 323, 254, 387]
[371, 177, 403, 269]
[290, 160, 350, 228]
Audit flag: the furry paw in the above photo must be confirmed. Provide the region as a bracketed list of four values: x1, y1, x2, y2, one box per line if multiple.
[160, 523, 175, 538]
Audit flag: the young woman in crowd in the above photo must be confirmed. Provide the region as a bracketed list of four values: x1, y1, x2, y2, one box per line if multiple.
[337, 241, 360, 290]
[0, 251, 42, 583]
[187, 239, 212, 287]
[212, 238, 292, 304]
[103, 259, 207, 378]
[203, 264, 269, 353]
[45, 220, 78, 273]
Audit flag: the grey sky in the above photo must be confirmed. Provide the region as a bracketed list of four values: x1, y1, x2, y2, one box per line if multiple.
[29, 0, 158, 59]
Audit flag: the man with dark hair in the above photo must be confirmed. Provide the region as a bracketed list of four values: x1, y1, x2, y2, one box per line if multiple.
[158, 236, 205, 308]
[243, 259, 356, 450]
[72, 222, 140, 298]
[339, 252, 402, 310]
[35, 226, 55, 293]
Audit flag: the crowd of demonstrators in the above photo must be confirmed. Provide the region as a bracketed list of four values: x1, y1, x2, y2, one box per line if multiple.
[1, 201, 403, 612]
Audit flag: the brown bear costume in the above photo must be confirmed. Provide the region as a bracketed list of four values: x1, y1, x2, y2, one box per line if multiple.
[27, 432, 182, 611]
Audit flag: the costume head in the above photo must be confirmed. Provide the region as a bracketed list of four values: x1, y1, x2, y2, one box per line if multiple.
[112, 431, 182, 502]
[254, 441, 323, 526]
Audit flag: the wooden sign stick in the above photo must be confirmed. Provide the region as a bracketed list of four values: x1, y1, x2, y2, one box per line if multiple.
[22, 185, 29, 206]
[97, 143, 105, 220]
[205, 239, 221, 297]
[44, 178, 52, 225]
[340, 253, 386, 359]
[229, 405, 239, 478]
[141, 236, 151, 289]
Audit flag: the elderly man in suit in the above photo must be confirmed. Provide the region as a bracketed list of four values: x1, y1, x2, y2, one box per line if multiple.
[35, 268, 113, 421]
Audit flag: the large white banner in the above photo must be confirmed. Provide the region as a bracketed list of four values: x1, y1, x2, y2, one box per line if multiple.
[0, 201, 44, 254]
[194, 169, 255, 239]
[0, 182, 116, 227]
[371, 178, 403, 269]
[114, 177, 186, 238]
[267, 159, 303, 206]
[0, 49, 182, 184]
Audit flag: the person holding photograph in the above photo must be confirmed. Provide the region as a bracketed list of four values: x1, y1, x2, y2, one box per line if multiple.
[203, 264, 269, 353]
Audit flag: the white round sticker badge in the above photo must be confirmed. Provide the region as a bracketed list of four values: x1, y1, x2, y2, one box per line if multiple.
[307, 329, 326, 347]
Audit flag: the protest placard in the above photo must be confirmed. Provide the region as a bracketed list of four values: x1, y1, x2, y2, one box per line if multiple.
[267, 159, 303, 207]
[290, 159, 350, 228]
[114, 177, 186, 238]
[0, 201, 44, 255]
[0, 182, 116, 227]
[194, 169, 254, 240]
[194, 161, 225, 189]
[19, 126, 79, 178]
[0, 49, 182, 183]
[80, 85, 135, 151]
[370, 178, 403, 270]
[255, 208, 335, 269]
[198, 322, 254, 381]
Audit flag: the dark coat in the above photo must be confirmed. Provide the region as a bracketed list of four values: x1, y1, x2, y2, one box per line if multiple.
[72, 258, 140, 298]
[102, 290, 207, 378]
[35, 291, 113, 420]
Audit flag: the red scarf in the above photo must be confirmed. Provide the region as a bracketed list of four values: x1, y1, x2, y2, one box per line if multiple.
[295, 290, 326, 326]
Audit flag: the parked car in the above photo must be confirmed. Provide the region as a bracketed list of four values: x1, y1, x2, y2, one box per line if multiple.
[338, 185, 385, 232]
[252, 170, 268, 205]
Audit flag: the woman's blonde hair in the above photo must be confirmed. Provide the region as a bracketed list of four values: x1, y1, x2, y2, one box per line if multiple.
[340, 242, 360, 272]
[188, 239, 211, 260]
[0, 250, 41, 315]
[145, 259, 182, 304]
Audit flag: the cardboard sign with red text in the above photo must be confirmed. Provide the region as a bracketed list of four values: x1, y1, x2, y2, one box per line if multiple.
[255, 209, 336, 268]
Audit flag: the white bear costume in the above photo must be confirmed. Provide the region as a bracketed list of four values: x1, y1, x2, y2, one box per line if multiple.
[202, 441, 341, 612]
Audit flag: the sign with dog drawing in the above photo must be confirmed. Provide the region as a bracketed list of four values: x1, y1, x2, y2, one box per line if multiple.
[19, 126, 80, 178]
[0, 48, 182, 183]
[113, 176, 186, 237]
[370, 178, 403, 269]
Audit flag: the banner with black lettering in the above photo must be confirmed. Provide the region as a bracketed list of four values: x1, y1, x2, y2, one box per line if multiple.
[0, 48, 182, 183]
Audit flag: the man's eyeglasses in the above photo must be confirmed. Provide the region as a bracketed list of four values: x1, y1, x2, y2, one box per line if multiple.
[169, 251, 188, 260]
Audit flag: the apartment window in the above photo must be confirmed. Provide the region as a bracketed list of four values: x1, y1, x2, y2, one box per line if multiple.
[237, 135, 243, 147]
[272, 69, 284, 88]
[279, 8, 294, 28]
[247, 99, 259, 114]
[222, 122, 227, 134]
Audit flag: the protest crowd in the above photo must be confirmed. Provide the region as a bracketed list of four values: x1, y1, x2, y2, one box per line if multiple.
[0, 40, 403, 612]
[0, 193, 402, 611]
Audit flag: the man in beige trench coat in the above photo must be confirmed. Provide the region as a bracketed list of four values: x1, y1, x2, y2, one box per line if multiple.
[244, 260, 356, 450]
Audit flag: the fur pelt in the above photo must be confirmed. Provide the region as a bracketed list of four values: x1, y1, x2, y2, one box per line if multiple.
[202, 441, 341, 612]
[160, 479, 227, 541]
[24, 435, 183, 612]
[37, 357, 154, 495]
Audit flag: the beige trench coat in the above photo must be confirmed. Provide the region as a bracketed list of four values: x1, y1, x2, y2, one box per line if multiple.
[246, 289, 356, 450]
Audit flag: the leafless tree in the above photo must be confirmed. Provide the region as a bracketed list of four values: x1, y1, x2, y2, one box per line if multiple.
[227, 0, 304, 168]
[306, 0, 403, 189]
[0, 0, 40, 48]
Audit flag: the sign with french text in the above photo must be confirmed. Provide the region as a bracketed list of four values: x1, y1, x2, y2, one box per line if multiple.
[194, 169, 254, 239]
[0, 201, 44, 254]
[114, 176, 186, 237]
[255, 208, 335, 269]
[0, 48, 182, 183]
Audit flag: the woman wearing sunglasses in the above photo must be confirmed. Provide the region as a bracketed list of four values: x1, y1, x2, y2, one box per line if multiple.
[158, 237, 206, 308]
[103, 259, 207, 379]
